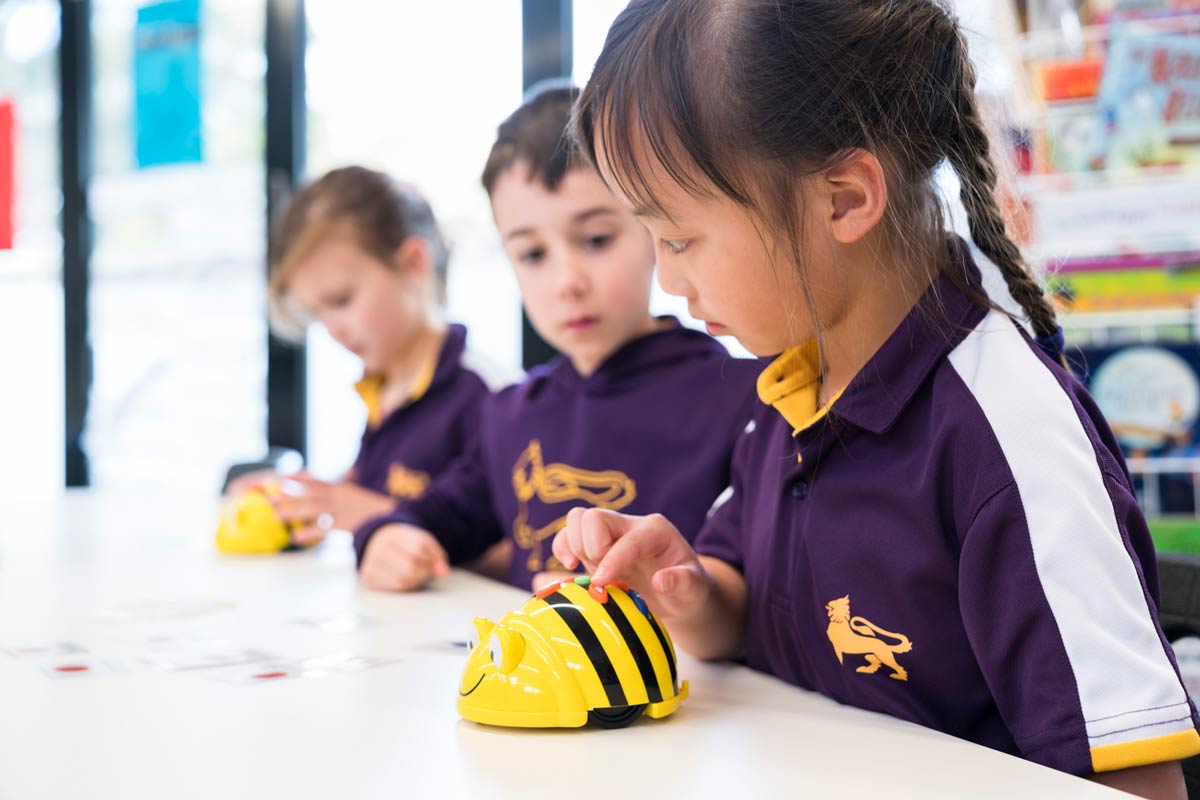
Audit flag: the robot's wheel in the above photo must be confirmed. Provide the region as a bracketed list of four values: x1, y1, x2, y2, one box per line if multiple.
[588, 704, 647, 729]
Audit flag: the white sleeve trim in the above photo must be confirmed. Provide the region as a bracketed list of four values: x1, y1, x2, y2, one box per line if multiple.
[949, 311, 1188, 751]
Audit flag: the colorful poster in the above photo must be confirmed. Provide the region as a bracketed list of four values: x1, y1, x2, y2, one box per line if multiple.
[1026, 168, 1200, 269]
[0, 99, 13, 250]
[134, 0, 202, 168]
[1043, 99, 1107, 172]
[1090, 0, 1200, 24]
[1077, 343, 1200, 453]
[1075, 341, 1200, 517]
[1049, 260, 1200, 312]
[1096, 30, 1200, 168]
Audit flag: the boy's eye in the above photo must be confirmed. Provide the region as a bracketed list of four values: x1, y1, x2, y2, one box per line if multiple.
[518, 247, 546, 265]
[659, 238, 690, 255]
[582, 233, 614, 252]
[325, 292, 352, 309]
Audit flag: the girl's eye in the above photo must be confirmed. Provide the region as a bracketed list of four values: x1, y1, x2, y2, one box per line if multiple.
[518, 248, 546, 265]
[659, 238, 690, 255]
[326, 292, 352, 309]
[582, 233, 614, 252]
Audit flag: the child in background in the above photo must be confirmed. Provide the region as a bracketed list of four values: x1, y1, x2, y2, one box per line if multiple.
[354, 86, 759, 592]
[555, 2, 1197, 797]
[232, 166, 507, 545]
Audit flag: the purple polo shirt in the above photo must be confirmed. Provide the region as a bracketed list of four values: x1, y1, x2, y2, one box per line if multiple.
[356, 318, 760, 590]
[695, 237, 1200, 776]
[350, 324, 500, 501]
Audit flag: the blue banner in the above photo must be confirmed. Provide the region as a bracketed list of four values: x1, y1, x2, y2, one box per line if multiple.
[134, 0, 202, 168]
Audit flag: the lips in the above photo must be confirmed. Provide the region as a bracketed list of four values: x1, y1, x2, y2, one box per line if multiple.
[565, 316, 598, 333]
[690, 306, 724, 335]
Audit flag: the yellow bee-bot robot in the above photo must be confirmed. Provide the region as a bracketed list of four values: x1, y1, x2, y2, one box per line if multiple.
[214, 486, 294, 554]
[457, 576, 689, 729]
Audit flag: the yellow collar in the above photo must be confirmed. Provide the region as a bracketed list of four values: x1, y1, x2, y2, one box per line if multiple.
[355, 351, 438, 429]
[757, 341, 841, 435]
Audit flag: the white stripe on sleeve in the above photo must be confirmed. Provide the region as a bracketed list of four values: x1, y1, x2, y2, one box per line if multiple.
[949, 311, 1190, 749]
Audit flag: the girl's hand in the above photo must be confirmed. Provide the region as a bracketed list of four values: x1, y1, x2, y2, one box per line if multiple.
[359, 524, 450, 592]
[551, 508, 715, 625]
[531, 571, 578, 593]
[274, 473, 396, 545]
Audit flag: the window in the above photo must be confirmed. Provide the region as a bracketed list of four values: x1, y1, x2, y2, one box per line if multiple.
[86, 0, 267, 491]
[0, 0, 62, 497]
[303, 0, 522, 476]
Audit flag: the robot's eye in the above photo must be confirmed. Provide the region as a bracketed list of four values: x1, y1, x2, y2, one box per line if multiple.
[489, 633, 501, 669]
[489, 628, 525, 674]
[466, 624, 478, 652]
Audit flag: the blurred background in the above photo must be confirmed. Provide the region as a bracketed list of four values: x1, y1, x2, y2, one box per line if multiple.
[1, 0, 1199, 555]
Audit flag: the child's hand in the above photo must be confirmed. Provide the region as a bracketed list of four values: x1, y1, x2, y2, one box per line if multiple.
[274, 473, 396, 545]
[531, 571, 578, 593]
[225, 469, 278, 498]
[359, 524, 450, 592]
[466, 540, 513, 583]
[552, 508, 714, 624]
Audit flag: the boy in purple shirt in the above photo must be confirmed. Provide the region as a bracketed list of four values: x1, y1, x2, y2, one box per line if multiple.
[234, 167, 508, 544]
[555, 1, 1199, 795]
[355, 86, 758, 591]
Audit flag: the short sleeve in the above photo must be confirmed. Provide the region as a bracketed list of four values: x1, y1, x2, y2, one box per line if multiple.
[958, 479, 1200, 775]
[693, 422, 753, 571]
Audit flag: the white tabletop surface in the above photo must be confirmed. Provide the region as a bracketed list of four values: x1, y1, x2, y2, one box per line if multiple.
[0, 490, 1128, 799]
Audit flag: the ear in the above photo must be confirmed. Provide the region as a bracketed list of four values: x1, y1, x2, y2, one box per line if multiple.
[472, 617, 495, 642]
[821, 150, 888, 245]
[393, 236, 433, 280]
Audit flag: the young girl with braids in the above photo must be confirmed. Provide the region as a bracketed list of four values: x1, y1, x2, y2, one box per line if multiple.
[554, 2, 1198, 796]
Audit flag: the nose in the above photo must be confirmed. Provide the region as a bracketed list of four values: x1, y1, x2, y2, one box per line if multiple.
[554, 254, 591, 300]
[655, 257, 694, 300]
[320, 311, 352, 346]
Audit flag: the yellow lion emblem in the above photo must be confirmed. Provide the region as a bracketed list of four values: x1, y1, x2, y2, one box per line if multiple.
[387, 464, 430, 500]
[825, 595, 912, 682]
[511, 439, 636, 572]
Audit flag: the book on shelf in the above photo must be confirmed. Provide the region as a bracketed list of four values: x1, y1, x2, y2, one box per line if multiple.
[1096, 28, 1200, 168]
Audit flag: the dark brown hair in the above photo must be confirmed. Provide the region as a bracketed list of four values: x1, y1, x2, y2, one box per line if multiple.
[573, 0, 1058, 347]
[482, 83, 583, 196]
[269, 166, 449, 339]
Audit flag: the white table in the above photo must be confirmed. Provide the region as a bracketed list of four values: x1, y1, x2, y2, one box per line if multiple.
[0, 490, 1127, 799]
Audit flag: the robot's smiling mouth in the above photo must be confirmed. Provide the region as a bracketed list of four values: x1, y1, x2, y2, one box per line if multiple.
[458, 674, 485, 697]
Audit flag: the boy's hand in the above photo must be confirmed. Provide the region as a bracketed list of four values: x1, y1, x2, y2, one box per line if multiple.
[359, 524, 450, 592]
[466, 540, 513, 583]
[274, 473, 395, 545]
[552, 507, 714, 624]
